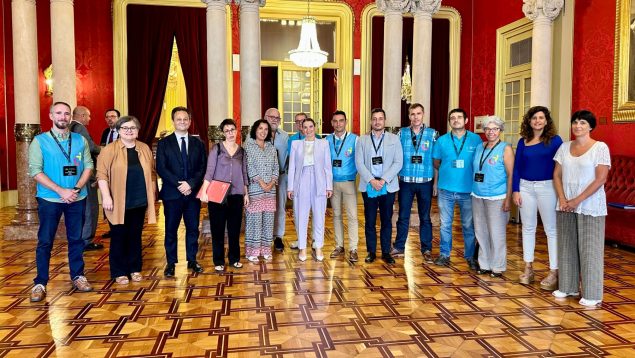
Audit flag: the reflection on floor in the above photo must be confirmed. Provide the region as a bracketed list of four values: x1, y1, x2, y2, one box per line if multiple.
[1, 201, 635, 357]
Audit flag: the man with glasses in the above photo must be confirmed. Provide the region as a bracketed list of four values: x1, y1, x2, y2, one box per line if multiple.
[100, 109, 120, 146]
[432, 108, 482, 269]
[264, 108, 289, 252]
[156, 107, 207, 277]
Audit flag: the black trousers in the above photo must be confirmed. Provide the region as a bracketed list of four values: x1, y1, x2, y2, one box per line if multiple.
[163, 195, 201, 265]
[209, 194, 244, 266]
[109, 206, 146, 278]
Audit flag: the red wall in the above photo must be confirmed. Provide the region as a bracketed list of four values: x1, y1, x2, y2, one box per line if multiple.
[572, 0, 635, 157]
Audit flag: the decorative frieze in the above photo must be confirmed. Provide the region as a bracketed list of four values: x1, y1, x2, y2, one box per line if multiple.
[14, 123, 41, 143]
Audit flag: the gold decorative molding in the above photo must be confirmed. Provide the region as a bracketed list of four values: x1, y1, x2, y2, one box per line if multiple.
[208, 125, 224, 143]
[613, 0, 635, 122]
[14, 123, 41, 142]
[360, 5, 461, 134]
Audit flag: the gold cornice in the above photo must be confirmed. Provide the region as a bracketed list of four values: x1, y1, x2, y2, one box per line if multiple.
[14, 123, 41, 142]
[613, 0, 635, 122]
[360, 5, 461, 134]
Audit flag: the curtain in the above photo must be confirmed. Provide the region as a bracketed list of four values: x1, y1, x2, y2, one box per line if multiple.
[321, 68, 338, 134]
[430, 19, 450, 135]
[261, 66, 278, 117]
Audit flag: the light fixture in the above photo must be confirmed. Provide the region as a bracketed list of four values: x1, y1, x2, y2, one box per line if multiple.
[288, 0, 328, 68]
[43, 64, 53, 96]
[400, 56, 412, 104]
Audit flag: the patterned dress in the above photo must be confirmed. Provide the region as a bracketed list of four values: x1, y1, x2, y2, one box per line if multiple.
[244, 138, 279, 257]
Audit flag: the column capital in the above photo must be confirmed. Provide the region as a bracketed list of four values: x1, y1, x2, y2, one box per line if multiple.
[14, 123, 41, 142]
[522, 0, 563, 22]
[411, 0, 441, 16]
[377, 0, 410, 14]
[234, 0, 265, 7]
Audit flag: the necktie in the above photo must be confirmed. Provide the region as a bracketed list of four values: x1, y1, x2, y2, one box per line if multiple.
[180, 136, 189, 179]
[108, 129, 114, 144]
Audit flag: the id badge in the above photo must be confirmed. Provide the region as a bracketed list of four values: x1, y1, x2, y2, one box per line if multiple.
[372, 156, 383, 165]
[474, 173, 485, 182]
[452, 160, 464, 169]
[332, 159, 342, 168]
[63, 165, 78, 176]
[411, 155, 423, 164]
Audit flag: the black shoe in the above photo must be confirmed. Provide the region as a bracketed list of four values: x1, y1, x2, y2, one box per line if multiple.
[84, 242, 104, 251]
[381, 254, 396, 264]
[434, 255, 450, 266]
[188, 261, 204, 273]
[101, 231, 111, 239]
[274, 237, 284, 252]
[476, 268, 492, 275]
[365, 253, 376, 263]
[164, 264, 175, 277]
[490, 272, 503, 278]
[467, 258, 479, 271]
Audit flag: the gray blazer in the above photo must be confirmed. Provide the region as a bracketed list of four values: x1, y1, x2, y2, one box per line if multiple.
[355, 131, 403, 193]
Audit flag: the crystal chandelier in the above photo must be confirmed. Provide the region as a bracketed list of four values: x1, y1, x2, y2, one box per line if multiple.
[288, 0, 328, 68]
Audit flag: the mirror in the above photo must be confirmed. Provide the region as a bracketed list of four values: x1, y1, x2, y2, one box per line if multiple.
[614, 0, 635, 121]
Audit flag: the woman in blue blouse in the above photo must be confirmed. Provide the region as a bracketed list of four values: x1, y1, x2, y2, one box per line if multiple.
[512, 106, 563, 290]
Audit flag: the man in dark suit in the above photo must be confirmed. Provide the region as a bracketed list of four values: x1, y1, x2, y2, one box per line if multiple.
[100, 109, 120, 146]
[156, 107, 207, 276]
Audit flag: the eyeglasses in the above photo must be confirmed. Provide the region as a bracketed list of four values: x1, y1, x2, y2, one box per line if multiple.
[223, 128, 236, 134]
[484, 127, 501, 132]
[266, 115, 281, 120]
[120, 126, 138, 132]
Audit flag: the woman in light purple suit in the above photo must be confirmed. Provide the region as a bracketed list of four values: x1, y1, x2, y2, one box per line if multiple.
[288, 118, 333, 262]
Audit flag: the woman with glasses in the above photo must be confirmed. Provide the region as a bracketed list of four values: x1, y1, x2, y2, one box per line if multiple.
[512, 106, 563, 290]
[243, 119, 279, 263]
[471, 116, 514, 277]
[96, 116, 156, 285]
[200, 119, 248, 271]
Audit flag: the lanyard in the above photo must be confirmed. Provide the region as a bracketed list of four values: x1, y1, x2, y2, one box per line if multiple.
[50, 131, 72, 163]
[450, 132, 467, 159]
[411, 127, 424, 154]
[370, 132, 384, 155]
[478, 140, 501, 171]
[332, 132, 348, 158]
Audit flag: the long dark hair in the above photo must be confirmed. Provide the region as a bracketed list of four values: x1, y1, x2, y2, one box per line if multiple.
[519, 106, 557, 144]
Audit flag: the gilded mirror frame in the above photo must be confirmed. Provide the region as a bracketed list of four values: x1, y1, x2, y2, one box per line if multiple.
[614, 0, 635, 122]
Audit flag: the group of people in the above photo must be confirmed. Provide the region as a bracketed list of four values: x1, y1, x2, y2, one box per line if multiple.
[28, 101, 611, 308]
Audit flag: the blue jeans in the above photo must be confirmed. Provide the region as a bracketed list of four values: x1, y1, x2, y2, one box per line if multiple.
[437, 189, 475, 259]
[34, 198, 86, 285]
[395, 181, 433, 253]
[362, 191, 396, 256]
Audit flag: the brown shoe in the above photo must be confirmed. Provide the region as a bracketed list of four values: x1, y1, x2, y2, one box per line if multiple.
[349, 250, 359, 262]
[330, 246, 345, 258]
[72, 276, 93, 292]
[422, 250, 433, 263]
[519, 265, 535, 285]
[540, 269, 558, 291]
[30, 284, 46, 302]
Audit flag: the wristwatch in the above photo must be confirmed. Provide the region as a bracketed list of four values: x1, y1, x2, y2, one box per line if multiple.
[73, 186, 80, 191]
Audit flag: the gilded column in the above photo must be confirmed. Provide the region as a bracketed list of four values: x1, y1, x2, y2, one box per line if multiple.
[236, 0, 265, 135]
[377, 0, 408, 129]
[203, 0, 232, 144]
[523, 0, 563, 107]
[5, 0, 41, 239]
[50, 0, 77, 108]
[411, 0, 441, 127]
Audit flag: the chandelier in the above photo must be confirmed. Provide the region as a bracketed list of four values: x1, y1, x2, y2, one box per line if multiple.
[288, 0, 328, 68]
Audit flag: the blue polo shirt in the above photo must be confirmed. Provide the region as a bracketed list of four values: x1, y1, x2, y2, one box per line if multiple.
[432, 130, 482, 193]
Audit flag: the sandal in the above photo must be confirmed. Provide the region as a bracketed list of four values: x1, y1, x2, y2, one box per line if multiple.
[130, 272, 143, 282]
[519, 264, 534, 284]
[115, 276, 129, 285]
[247, 256, 259, 263]
[231, 262, 243, 269]
[214, 265, 224, 272]
[540, 269, 558, 291]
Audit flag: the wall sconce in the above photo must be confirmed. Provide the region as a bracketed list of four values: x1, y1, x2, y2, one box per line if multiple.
[43, 64, 53, 96]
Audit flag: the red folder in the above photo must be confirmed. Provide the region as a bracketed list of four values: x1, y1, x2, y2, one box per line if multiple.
[197, 180, 231, 204]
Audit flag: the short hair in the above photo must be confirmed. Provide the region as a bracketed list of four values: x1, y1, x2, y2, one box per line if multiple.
[105, 108, 120, 118]
[483, 116, 505, 132]
[571, 109, 597, 130]
[116, 116, 141, 131]
[332, 110, 347, 120]
[520, 106, 557, 144]
[171, 106, 191, 120]
[371, 107, 386, 118]
[408, 103, 424, 113]
[448, 108, 467, 120]
[250, 119, 272, 141]
[50, 101, 71, 114]
[219, 118, 236, 132]
[294, 112, 308, 121]
[302, 117, 316, 127]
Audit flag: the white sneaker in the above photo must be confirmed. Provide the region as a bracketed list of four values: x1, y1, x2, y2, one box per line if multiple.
[552, 290, 579, 298]
[289, 241, 299, 249]
[579, 298, 602, 307]
[247, 256, 259, 263]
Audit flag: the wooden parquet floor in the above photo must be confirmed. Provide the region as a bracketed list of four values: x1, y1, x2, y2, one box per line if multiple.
[1, 199, 635, 357]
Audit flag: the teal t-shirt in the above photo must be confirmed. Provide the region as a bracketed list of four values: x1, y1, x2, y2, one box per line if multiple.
[432, 130, 483, 193]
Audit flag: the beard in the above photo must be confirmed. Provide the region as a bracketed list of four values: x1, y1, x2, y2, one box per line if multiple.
[53, 120, 68, 130]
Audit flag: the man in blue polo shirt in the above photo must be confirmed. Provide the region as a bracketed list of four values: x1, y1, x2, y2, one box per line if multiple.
[325, 110, 359, 262]
[393, 103, 438, 263]
[432, 108, 482, 269]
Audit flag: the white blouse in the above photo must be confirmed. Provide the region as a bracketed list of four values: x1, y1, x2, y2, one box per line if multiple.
[553, 141, 611, 217]
[303, 140, 315, 166]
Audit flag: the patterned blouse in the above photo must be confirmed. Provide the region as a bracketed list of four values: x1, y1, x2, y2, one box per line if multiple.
[244, 138, 279, 213]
